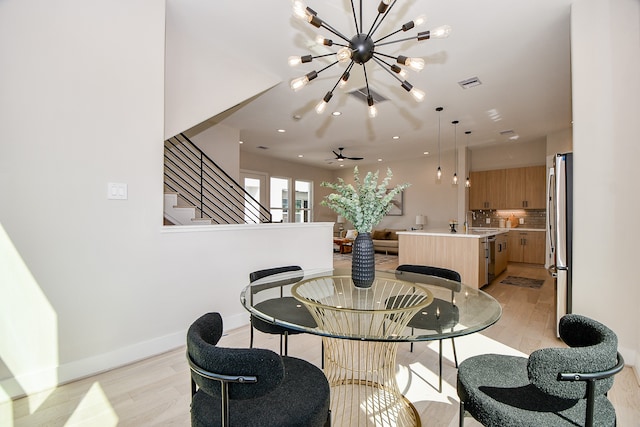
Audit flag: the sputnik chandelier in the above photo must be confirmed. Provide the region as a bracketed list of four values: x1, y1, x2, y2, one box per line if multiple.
[289, 0, 451, 117]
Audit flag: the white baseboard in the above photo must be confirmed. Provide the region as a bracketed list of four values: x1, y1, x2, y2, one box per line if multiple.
[1, 330, 187, 402]
[2, 314, 253, 402]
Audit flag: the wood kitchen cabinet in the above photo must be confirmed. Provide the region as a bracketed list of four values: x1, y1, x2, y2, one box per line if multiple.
[507, 230, 545, 264]
[469, 169, 506, 210]
[505, 166, 546, 209]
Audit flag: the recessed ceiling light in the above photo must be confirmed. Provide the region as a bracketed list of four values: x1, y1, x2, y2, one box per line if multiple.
[378, 158, 383, 162]
[239, 140, 244, 144]
[392, 136, 399, 140]
[423, 151, 430, 155]
[292, 114, 302, 120]
[339, 164, 344, 167]
[277, 129, 286, 133]
[332, 111, 341, 116]
[298, 154, 303, 158]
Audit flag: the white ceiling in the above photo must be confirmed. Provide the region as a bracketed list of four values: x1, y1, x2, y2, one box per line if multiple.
[201, 0, 573, 169]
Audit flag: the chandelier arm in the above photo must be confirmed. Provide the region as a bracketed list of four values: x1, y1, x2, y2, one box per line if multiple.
[374, 51, 400, 62]
[375, 34, 420, 46]
[316, 60, 341, 75]
[349, 0, 359, 34]
[319, 21, 351, 44]
[328, 64, 353, 94]
[368, 0, 397, 38]
[362, 63, 372, 96]
[312, 53, 340, 60]
[372, 57, 402, 83]
[374, 28, 404, 44]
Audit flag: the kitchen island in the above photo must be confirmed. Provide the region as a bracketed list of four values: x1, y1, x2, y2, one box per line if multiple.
[397, 228, 509, 289]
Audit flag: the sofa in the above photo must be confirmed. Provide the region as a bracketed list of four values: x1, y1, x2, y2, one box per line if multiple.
[370, 228, 403, 255]
[338, 229, 402, 255]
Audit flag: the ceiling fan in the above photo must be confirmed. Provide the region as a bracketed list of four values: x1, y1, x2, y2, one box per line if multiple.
[332, 147, 363, 162]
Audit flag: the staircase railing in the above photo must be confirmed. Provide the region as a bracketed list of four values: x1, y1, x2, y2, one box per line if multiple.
[164, 133, 271, 224]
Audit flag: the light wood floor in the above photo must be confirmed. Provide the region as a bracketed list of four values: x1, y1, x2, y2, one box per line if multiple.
[4, 259, 639, 426]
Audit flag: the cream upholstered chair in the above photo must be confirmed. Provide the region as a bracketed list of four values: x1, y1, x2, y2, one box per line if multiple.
[457, 314, 624, 427]
[187, 312, 331, 426]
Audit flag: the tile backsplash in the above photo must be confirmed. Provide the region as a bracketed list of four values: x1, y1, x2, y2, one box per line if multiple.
[470, 209, 546, 229]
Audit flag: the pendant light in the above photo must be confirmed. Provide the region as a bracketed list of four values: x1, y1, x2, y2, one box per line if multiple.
[465, 131, 472, 187]
[452, 120, 459, 185]
[436, 107, 443, 180]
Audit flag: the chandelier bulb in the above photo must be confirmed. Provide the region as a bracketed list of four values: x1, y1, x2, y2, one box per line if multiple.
[367, 96, 378, 118]
[397, 55, 425, 72]
[288, 56, 302, 67]
[430, 25, 452, 39]
[413, 15, 427, 27]
[316, 34, 333, 46]
[339, 71, 350, 88]
[315, 92, 333, 114]
[409, 87, 425, 102]
[391, 64, 407, 78]
[336, 47, 352, 63]
[437, 166, 442, 180]
[290, 71, 317, 91]
[292, 0, 309, 20]
[315, 100, 328, 114]
[465, 177, 471, 188]
[378, 0, 391, 14]
[453, 173, 458, 185]
[288, 55, 312, 67]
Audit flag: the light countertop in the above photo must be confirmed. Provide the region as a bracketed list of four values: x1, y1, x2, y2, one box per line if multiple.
[397, 227, 545, 239]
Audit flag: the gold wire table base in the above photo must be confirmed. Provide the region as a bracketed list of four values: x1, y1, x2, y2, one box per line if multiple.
[323, 337, 421, 427]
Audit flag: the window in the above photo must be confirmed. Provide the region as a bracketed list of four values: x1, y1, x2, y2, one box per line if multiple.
[294, 180, 312, 223]
[270, 177, 289, 223]
[270, 177, 313, 223]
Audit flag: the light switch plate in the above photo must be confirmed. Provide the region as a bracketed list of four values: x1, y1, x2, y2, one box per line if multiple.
[486, 218, 491, 224]
[519, 218, 525, 224]
[108, 182, 128, 200]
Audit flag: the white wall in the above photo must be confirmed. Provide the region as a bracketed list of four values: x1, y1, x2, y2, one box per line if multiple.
[332, 151, 461, 230]
[164, 0, 281, 138]
[0, 0, 333, 402]
[571, 0, 640, 367]
[546, 128, 573, 155]
[189, 123, 241, 182]
[469, 137, 547, 171]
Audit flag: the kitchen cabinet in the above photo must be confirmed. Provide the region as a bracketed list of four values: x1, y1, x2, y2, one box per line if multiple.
[494, 233, 508, 276]
[505, 166, 546, 209]
[469, 169, 506, 210]
[398, 231, 490, 288]
[507, 230, 545, 264]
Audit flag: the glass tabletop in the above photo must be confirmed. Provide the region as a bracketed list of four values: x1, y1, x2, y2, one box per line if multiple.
[240, 267, 502, 342]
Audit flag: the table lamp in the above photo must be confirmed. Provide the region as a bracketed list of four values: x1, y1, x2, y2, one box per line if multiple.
[416, 215, 426, 230]
[337, 215, 344, 232]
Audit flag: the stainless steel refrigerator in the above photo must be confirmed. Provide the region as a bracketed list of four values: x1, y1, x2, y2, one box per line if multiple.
[548, 152, 573, 336]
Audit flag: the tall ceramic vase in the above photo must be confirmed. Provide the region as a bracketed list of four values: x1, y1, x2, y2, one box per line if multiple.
[351, 232, 375, 288]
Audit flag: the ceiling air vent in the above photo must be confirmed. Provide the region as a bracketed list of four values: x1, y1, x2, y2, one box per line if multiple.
[348, 87, 388, 104]
[500, 129, 520, 140]
[257, 145, 269, 150]
[458, 77, 482, 89]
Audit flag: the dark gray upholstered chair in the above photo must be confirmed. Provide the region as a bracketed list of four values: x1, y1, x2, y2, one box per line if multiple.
[457, 314, 624, 427]
[187, 312, 331, 427]
[395, 264, 462, 392]
[249, 266, 316, 356]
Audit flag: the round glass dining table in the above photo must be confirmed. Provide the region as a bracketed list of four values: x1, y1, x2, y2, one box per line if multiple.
[240, 267, 502, 427]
